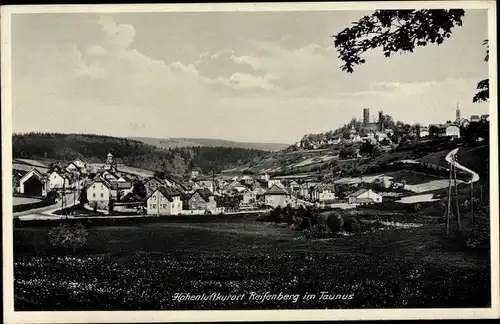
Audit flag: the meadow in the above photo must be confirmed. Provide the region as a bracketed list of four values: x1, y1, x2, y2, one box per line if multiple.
[13, 213, 490, 310]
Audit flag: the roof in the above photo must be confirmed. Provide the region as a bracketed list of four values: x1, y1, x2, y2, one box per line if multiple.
[349, 188, 369, 197]
[192, 188, 213, 202]
[107, 153, 113, 157]
[20, 168, 45, 183]
[144, 176, 164, 185]
[116, 182, 133, 189]
[149, 186, 181, 202]
[470, 115, 480, 119]
[356, 198, 375, 203]
[314, 183, 335, 192]
[229, 180, 245, 188]
[264, 184, 290, 196]
[88, 175, 112, 189]
[118, 175, 132, 182]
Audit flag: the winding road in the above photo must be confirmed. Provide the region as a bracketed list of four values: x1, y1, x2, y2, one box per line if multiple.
[445, 148, 480, 183]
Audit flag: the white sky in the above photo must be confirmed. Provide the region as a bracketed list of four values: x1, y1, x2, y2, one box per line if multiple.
[11, 9, 489, 144]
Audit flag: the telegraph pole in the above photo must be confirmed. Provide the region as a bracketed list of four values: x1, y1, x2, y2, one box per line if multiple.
[62, 180, 67, 218]
[446, 159, 453, 235]
[453, 156, 461, 231]
[470, 181, 474, 225]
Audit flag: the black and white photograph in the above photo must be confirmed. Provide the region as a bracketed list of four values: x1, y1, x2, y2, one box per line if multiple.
[2, 1, 498, 322]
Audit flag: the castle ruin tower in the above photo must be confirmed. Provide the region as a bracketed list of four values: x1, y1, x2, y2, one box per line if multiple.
[363, 108, 370, 124]
[378, 110, 384, 131]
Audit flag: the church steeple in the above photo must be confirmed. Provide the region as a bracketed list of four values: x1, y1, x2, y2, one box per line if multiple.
[456, 102, 461, 122]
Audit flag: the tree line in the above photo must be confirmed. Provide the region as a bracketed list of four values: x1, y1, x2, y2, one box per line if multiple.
[12, 132, 267, 175]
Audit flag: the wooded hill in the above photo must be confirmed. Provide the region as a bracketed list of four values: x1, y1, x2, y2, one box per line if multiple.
[12, 132, 268, 175]
[130, 136, 290, 152]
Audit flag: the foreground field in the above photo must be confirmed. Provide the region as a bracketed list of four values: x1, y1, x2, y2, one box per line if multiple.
[13, 196, 43, 206]
[14, 215, 490, 310]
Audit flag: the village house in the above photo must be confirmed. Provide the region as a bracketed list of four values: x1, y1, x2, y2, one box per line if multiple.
[251, 182, 267, 197]
[470, 115, 480, 123]
[348, 189, 383, 205]
[326, 137, 340, 145]
[102, 169, 120, 183]
[86, 176, 112, 210]
[13, 170, 24, 193]
[267, 179, 284, 189]
[444, 124, 461, 138]
[311, 184, 336, 202]
[375, 131, 388, 142]
[190, 167, 202, 179]
[198, 180, 215, 193]
[264, 184, 292, 208]
[188, 188, 217, 212]
[240, 175, 254, 186]
[259, 173, 270, 182]
[419, 126, 430, 138]
[225, 180, 247, 194]
[241, 189, 257, 204]
[19, 168, 47, 197]
[288, 180, 301, 193]
[144, 177, 165, 196]
[66, 158, 88, 176]
[147, 186, 183, 216]
[47, 170, 71, 191]
[72, 158, 86, 170]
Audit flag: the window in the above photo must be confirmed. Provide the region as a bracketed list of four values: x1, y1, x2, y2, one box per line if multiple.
[93, 185, 96, 189]
[93, 193, 96, 198]
[152, 204, 156, 208]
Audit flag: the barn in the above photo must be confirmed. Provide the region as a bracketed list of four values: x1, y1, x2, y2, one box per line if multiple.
[19, 168, 47, 197]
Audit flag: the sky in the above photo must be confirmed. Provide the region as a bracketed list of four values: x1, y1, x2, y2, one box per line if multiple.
[11, 9, 489, 144]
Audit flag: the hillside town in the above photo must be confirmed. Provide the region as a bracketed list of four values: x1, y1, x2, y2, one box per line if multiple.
[12, 103, 489, 218]
[13, 149, 388, 216]
[295, 106, 489, 151]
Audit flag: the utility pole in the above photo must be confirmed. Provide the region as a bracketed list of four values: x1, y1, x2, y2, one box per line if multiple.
[62, 181, 67, 218]
[470, 181, 474, 225]
[453, 156, 461, 231]
[446, 160, 453, 235]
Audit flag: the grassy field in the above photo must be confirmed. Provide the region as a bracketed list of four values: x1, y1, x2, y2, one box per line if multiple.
[13, 196, 43, 206]
[13, 213, 490, 310]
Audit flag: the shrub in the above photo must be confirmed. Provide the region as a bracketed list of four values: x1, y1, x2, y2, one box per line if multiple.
[344, 217, 361, 233]
[413, 203, 422, 213]
[48, 223, 88, 252]
[326, 212, 344, 233]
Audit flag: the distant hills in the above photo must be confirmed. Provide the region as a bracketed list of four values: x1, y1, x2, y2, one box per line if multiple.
[129, 137, 290, 152]
[12, 132, 269, 175]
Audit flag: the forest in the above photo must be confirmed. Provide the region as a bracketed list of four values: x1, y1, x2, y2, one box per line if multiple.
[12, 132, 267, 175]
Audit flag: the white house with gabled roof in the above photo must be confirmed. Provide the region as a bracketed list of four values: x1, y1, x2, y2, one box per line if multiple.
[147, 186, 183, 216]
[47, 170, 71, 190]
[264, 184, 292, 208]
[86, 176, 112, 210]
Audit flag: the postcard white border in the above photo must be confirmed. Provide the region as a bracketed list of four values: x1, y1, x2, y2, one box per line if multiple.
[2, 1, 499, 323]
